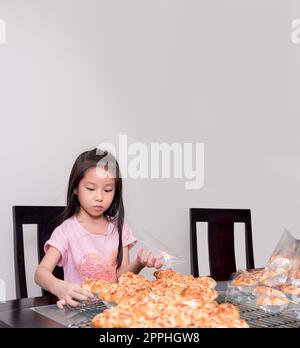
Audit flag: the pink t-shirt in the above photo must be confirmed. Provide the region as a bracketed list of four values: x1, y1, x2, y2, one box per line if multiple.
[44, 216, 137, 284]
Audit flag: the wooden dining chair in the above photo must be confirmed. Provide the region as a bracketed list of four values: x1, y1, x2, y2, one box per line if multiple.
[190, 208, 255, 281]
[13, 206, 65, 298]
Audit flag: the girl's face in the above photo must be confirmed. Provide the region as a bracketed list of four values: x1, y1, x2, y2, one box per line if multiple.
[76, 166, 116, 218]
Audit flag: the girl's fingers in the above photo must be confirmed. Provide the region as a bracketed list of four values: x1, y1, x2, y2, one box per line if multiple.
[138, 248, 150, 265]
[143, 251, 152, 264]
[75, 287, 94, 299]
[147, 256, 156, 267]
[83, 289, 95, 299]
[72, 284, 94, 300]
[154, 259, 164, 269]
[65, 296, 80, 307]
[137, 248, 144, 259]
[71, 291, 90, 302]
[137, 249, 165, 268]
[83, 289, 94, 298]
[57, 299, 66, 309]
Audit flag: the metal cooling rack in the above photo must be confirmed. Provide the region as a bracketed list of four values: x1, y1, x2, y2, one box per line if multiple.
[68, 299, 110, 328]
[217, 294, 300, 328]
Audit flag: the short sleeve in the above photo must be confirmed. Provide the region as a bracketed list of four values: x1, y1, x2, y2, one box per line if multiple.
[44, 225, 68, 266]
[122, 222, 137, 250]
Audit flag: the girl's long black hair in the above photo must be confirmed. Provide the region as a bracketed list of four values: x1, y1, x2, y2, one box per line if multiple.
[59, 148, 124, 269]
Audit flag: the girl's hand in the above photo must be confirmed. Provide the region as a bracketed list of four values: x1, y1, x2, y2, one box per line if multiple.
[136, 248, 164, 269]
[54, 280, 94, 309]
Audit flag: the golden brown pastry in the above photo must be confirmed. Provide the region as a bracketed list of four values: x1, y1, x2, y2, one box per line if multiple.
[252, 286, 285, 298]
[260, 268, 288, 286]
[280, 284, 300, 296]
[231, 274, 258, 286]
[90, 269, 248, 328]
[289, 269, 300, 279]
[153, 268, 177, 279]
[256, 295, 289, 306]
[193, 276, 217, 289]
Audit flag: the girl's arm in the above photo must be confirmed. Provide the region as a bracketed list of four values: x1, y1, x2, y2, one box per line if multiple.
[34, 246, 93, 308]
[116, 247, 163, 278]
[34, 247, 63, 294]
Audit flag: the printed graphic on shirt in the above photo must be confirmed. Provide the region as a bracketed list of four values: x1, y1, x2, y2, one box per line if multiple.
[78, 250, 117, 282]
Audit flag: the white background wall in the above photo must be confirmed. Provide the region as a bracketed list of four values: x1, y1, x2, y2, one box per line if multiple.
[0, 0, 300, 300]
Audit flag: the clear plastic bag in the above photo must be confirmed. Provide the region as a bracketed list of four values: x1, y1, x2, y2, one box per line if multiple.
[260, 268, 289, 287]
[130, 224, 185, 269]
[280, 284, 300, 303]
[226, 283, 253, 303]
[228, 270, 259, 297]
[255, 296, 290, 313]
[289, 240, 300, 285]
[266, 230, 298, 272]
[227, 231, 300, 313]
[265, 230, 300, 287]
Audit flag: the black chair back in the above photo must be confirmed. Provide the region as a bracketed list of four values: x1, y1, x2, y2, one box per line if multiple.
[13, 206, 65, 298]
[190, 208, 254, 280]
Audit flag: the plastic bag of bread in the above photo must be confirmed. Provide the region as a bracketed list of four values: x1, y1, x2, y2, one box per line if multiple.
[289, 241, 300, 285]
[260, 268, 289, 287]
[229, 270, 259, 294]
[266, 230, 298, 272]
[288, 269, 300, 287]
[256, 295, 290, 313]
[251, 286, 286, 299]
[280, 284, 300, 303]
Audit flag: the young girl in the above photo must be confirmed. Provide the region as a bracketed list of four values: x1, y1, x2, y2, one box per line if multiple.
[35, 148, 163, 308]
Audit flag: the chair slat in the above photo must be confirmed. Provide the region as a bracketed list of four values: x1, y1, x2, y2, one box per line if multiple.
[13, 206, 65, 298]
[190, 208, 255, 280]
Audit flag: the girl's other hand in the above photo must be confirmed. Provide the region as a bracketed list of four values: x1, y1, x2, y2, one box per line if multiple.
[136, 248, 164, 269]
[54, 280, 94, 309]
